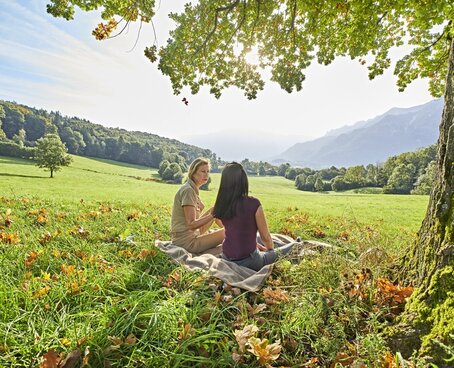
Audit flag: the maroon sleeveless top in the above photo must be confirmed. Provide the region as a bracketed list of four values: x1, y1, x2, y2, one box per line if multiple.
[222, 197, 261, 260]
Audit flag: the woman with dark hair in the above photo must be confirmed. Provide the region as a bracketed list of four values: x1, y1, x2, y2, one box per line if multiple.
[171, 157, 224, 255]
[213, 162, 294, 270]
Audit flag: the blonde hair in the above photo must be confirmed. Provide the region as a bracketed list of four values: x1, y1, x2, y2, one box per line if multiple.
[187, 157, 210, 182]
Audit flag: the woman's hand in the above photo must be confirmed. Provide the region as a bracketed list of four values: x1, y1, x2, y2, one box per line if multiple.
[256, 243, 268, 251]
[183, 205, 213, 231]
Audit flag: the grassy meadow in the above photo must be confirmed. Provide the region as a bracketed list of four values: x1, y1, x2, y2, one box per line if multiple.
[0, 155, 429, 367]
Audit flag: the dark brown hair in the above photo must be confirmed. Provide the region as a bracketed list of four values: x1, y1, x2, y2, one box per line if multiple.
[213, 162, 249, 220]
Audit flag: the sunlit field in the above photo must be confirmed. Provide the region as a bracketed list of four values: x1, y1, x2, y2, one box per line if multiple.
[0, 155, 429, 367]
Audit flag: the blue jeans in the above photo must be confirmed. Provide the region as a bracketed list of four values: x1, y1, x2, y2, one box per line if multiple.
[224, 240, 295, 271]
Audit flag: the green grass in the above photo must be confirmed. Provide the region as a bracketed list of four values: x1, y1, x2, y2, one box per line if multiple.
[0, 155, 430, 367]
[0, 155, 427, 245]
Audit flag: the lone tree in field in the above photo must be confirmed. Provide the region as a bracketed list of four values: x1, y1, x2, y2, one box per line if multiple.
[35, 134, 72, 178]
[47, 0, 453, 364]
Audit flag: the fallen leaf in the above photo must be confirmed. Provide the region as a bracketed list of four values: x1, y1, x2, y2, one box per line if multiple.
[59, 349, 81, 368]
[0, 232, 21, 244]
[60, 337, 71, 346]
[247, 337, 282, 366]
[40, 349, 61, 368]
[248, 303, 267, 316]
[82, 346, 91, 366]
[234, 324, 259, 353]
[232, 351, 244, 364]
[107, 336, 123, 347]
[25, 251, 40, 267]
[178, 323, 194, 341]
[124, 334, 137, 346]
[263, 287, 289, 305]
[33, 286, 51, 299]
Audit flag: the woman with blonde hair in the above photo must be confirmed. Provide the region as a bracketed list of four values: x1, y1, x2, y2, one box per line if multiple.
[171, 157, 224, 255]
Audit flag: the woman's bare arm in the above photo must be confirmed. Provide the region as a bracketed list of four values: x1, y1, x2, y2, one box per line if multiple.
[255, 205, 274, 250]
[183, 205, 214, 231]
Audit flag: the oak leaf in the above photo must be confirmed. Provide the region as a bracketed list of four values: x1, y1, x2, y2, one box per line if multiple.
[263, 287, 289, 305]
[234, 324, 259, 353]
[40, 349, 61, 368]
[247, 337, 282, 365]
[246, 302, 267, 316]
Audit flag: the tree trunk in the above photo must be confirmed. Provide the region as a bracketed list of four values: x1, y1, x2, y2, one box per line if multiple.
[50, 169, 53, 178]
[389, 37, 454, 366]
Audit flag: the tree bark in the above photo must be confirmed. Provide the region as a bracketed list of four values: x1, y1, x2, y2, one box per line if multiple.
[390, 37, 454, 366]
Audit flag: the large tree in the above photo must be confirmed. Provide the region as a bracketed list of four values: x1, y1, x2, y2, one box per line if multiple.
[47, 0, 453, 364]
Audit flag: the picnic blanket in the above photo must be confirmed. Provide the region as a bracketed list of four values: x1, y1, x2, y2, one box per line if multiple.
[155, 234, 296, 292]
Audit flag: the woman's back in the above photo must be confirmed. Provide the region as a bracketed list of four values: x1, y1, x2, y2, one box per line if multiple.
[222, 196, 260, 260]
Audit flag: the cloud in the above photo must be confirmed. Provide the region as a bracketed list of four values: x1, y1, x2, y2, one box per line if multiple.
[0, 0, 435, 146]
[0, 0, 156, 121]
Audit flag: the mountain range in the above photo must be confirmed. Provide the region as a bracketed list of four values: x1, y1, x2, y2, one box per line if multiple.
[271, 98, 443, 168]
[185, 130, 312, 162]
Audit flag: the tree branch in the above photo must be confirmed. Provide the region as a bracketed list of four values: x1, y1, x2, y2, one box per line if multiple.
[421, 20, 452, 53]
[195, 0, 241, 55]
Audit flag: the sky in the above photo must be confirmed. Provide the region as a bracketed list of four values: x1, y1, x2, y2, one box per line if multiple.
[0, 0, 435, 161]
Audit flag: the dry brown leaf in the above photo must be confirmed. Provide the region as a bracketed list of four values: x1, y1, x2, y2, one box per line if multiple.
[61, 264, 76, 275]
[59, 349, 81, 368]
[40, 349, 61, 368]
[124, 334, 137, 346]
[302, 357, 319, 367]
[253, 303, 267, 315]
[214, 291, 222, 303]
[0, 232, 21, 244]
[77, 337, 88, 347]
[234, 324, 259, 353]
[33, 286, 51, 299]
[231, 351, 244, 364]
[376, 278, 414, 306]
[263, 287, 289, 305]
[247, 337, 282, 366]
[126, 211, 142, 221]
[137, 248, 157, 259]
[107, 336, 123, 346]
[330, 352, 355, 367]
[82, 346, 91, 367]
[25, 250, 40, 267]
[178, 323, 194, 341]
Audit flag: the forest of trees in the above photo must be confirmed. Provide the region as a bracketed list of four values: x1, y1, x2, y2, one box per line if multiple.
[1, 99, 435, 193]
[0, 100, 220, 171]
[290, 145, 436, 195]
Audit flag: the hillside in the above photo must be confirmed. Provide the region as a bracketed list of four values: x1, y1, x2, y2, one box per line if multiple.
[274, 99, 443, 168]
[0, 100, 218, 169]
[0, 154, 430, 367]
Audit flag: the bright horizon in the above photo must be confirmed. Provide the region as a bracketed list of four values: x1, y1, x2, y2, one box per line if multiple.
[0, 0, 435, 160]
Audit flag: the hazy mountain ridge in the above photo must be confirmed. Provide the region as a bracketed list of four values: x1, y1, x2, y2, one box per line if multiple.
[185, 130, 313, 162]
[274, 99, 443, 168]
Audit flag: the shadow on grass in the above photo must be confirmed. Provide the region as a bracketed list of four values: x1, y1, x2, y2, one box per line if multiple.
[88, 157, 153, 172]
[0, 172, 45, 179]
[0, 157, 34, 166]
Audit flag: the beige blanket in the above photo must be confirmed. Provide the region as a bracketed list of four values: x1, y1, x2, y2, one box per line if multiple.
[155, 234, 296, 292]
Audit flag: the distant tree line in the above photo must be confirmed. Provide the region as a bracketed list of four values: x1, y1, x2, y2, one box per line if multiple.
[218, 147, 435, 195]
[0, 100, 435, 194]
[0, 100, 220, 172]
[288, 145, 436, 195]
